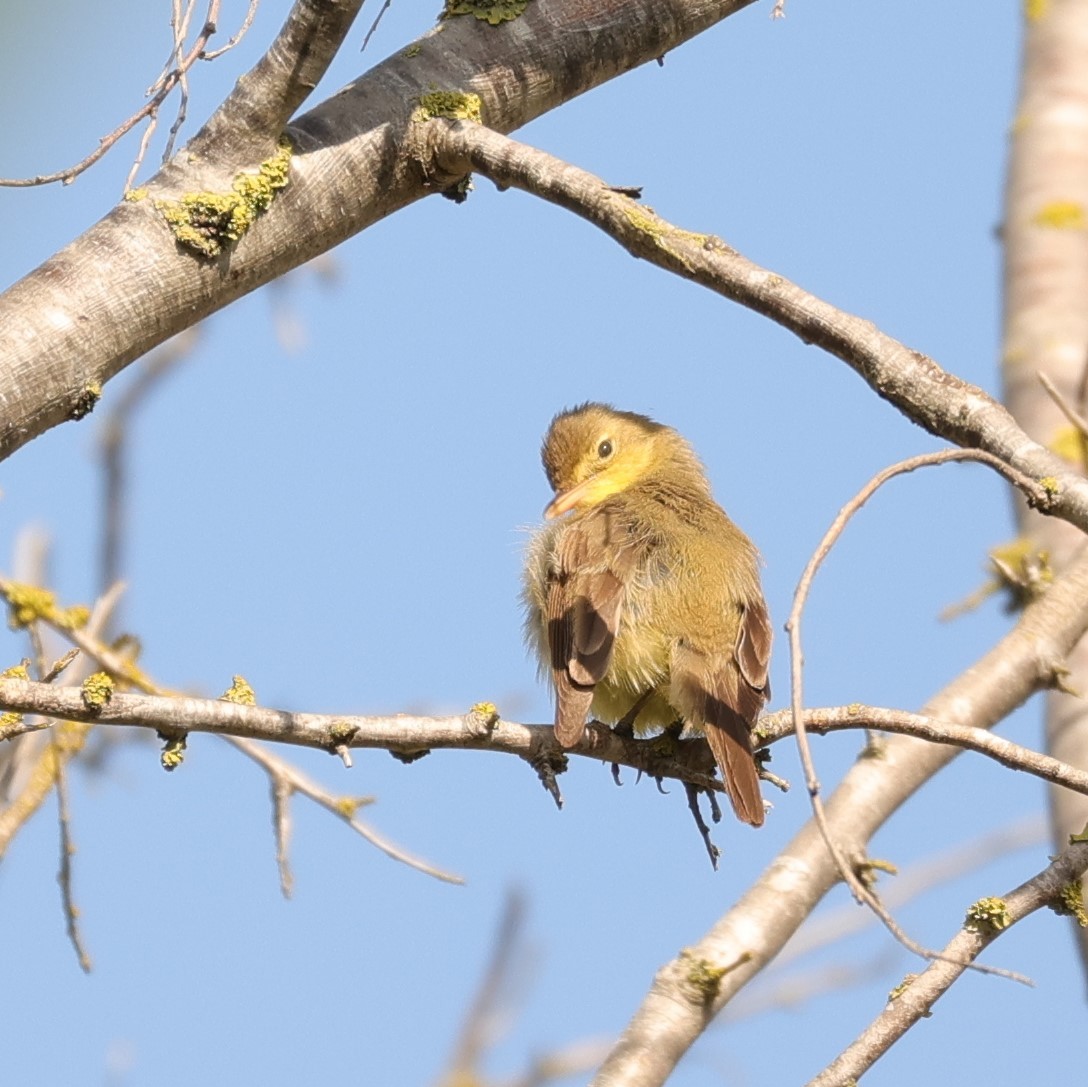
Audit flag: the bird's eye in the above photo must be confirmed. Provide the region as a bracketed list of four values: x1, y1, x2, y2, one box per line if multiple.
[598, 439, 613, 459]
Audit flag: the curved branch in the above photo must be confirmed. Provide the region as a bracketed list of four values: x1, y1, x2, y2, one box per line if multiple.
[426, 121, 1088, 535]
[588, 544, 1088, 1087]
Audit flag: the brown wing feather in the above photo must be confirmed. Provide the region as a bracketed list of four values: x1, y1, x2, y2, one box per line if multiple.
[671, 634, 766, 827]
[736, 598, 772, 699]
[546, 508, 637, 748]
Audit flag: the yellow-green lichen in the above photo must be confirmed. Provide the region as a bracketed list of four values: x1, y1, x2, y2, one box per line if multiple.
[1039, 475, 1061, 498]
[678, 949, 728, 1001]
[623, 205, 711, 271]
[1024, 0, 1049, 21]
[160, 732, 188, 772]
[81, 671, 115, 712]
[1032, 200, 1085, 230]
[328, 720, 358, 745]
[404, 43, 422, 57]
[0, 661, 29, 734]
[888, 973, 919, 1002]
[69, 381, 102, 421]
[965, 896, 1011, 934]
[441, 0, 531, 25]
[333, 794, 376, 819]
[414, 90, 483, 124]
[1049, 880, 1088, 928]
[156, 138, 292, 258]
[2, 583, 89, 631]
[886, 974, 931, 1017]
[124, 187, 149, 202]
[220, 675, 256, 706]
[856, 857, 898, 888]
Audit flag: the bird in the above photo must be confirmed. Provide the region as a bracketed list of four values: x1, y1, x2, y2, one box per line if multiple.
[522, 402, 771, 827]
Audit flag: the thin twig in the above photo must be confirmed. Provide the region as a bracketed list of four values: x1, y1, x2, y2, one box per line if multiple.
[443, 889, 528, 1083]
[807, 835, 1088, 1086]
[1039, 370, 1088, 471]
[99, 330, 199, 596]
[0, 4, 221, 188]
[361, 0, 394, 51]
[724, 815, 1046, 1021]
[202, 0, 260, 60]
[785, 450, 1048, 962]
[270, 775, 294, 898]
[225, 735, 464, 886]
[757, 705, 1088, 798]
[53, 735, 92, 973]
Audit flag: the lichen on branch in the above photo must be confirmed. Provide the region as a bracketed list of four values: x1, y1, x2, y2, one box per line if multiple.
[154, 139, 293, 258]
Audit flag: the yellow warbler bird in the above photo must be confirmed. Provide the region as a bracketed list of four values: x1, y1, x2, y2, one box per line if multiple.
[523, 403, 770, 827]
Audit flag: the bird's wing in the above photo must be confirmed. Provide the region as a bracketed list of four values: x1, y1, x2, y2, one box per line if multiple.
[735, 596, 773, 700]
[547, 508, 636, 747]
[670, 601, 770, 827]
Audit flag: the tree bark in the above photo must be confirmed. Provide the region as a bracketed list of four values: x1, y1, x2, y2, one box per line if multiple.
[1001, 0, 1088, 982]
[0, 0, 755, 463]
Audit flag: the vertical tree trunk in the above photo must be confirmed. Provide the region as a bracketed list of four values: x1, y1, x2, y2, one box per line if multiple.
[1002, 0, 1088, 983]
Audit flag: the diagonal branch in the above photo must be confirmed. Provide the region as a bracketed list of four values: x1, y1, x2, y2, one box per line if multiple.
[189, 0, 369, 160]
[0, 0, 759, 462]
[424, 120, 1088, 535]
[807, 835, 1088, 1086]
[586, 543, 1088, 1087]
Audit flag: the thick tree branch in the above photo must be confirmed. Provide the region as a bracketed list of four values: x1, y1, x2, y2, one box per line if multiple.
[588, 544, 1088, 1087]
[1001, 0, 1088, 980]
[0, 0, 757, 462]
[189, 0, 368, 160]
[426, 121, 1088, 534]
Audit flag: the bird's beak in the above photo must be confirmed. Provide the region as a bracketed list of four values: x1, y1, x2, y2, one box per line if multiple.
[544, 478, 594, 519]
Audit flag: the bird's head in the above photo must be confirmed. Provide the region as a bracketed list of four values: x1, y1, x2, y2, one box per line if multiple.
[540, 403, 700, 519]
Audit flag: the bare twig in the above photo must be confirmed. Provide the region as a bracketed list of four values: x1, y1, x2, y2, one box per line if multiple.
[1039, 370, 1088, 471]
[100, 330, 200, 596]
[53, 736, 92, 973]
[361, 0, 394, 52]
[807, 835, 1088, 1086]
[270, 774, 295, 897]
[725, 816, 1046, 1021]
[442, 889, 528, 1083]
[0, 3, 223, 188]
[785, 451, 1051, 924]
[758, 705, 1088, 798]
[226, 735, 464, 886]
[0, 582, 125, 857]
[5, 680, 1088, 806]
[203, 0, 261, 61]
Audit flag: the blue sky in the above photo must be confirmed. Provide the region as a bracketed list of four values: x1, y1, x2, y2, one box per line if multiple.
[3, 3, 1073, 1085]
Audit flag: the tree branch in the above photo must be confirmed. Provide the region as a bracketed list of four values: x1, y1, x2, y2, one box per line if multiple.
[2, 685, 1087, 805]
[587, 544, 1088, 1087]
[425, 121, 1088, 535]
[189, 0, 368, 161]
[0, 0, 757, 462]
[807, 835, 1088, 1086]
